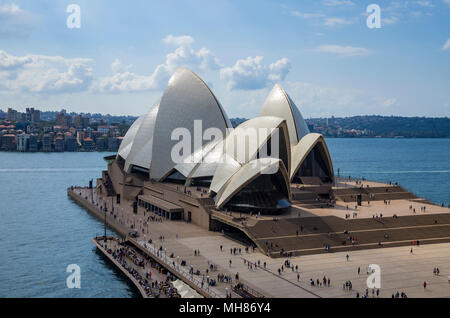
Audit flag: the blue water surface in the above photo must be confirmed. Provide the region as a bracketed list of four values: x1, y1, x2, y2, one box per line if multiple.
[0, 139, 449, 297]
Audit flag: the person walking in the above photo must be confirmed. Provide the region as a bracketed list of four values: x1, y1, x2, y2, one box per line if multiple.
[346, 254, 349, 261]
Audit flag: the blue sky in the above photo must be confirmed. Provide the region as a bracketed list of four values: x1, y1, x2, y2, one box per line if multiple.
[0, 0, 449, 118]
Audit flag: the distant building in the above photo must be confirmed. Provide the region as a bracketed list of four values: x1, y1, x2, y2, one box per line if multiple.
[96, 137, 107, 151]
[82, 117, 90, 129]
[7, 108, 18, 121]
[74, 115, 90, 129]
[56, 112, 72, 127]
[54, 136, 65, 152]
[1, 134, 16, 151]
[74, 115, 82, 129]
[17, 133, 30, 151]
[26, 108, 40, 125]
[42, 134, 52, 152]
[65, 136, 78, 152]
[107, 137, 119, 151]
[97, 125, 110, 135]
[116, 136, 123, 149]
[28, 135, 38, 152]
[83, 137, 94, 151]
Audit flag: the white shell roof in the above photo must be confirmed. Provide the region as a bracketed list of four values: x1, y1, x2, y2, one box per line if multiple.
[117, 67, 231, 181]
[149, 67, 232, 181]
[215, 158, 289, 208]
[222, 116, 286, 165]
[174, 137, 224, 178]
[117, 114, 145, 161]
[210, 116, 291, 198]
[291, 133, 334, 181]
[124, 100, 160, 172]
[209, 153, 241, 194]
[260, 84, 310, 145]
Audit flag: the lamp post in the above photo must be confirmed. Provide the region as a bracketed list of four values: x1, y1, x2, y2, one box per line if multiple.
[103, 206, 107, 242]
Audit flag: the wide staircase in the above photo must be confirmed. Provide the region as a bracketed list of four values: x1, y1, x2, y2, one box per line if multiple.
[333, 185, 417, 203]
[291, 185, 332, 209]
[245, 213, 450, 257]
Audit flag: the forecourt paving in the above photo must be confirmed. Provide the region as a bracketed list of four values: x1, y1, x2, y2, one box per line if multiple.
[175, 236, 450, 298]
[74, 188, 450, 298]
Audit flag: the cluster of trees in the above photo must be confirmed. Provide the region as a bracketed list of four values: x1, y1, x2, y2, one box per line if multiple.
[228, 115, 450, 138]
[308, 116, 450, 138]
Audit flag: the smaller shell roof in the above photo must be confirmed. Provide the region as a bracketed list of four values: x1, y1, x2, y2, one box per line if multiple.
[124, 100, 160, 172]
[291, 133, 334, 181]
[117, 114, 145, 161]
[215, 158, 289, 208]
[222, 116, 286, 165]
[260, 84, 309, 145]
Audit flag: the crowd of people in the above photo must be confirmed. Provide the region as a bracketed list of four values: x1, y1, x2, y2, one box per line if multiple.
[356, 288, 380, 298]
[98, 239, 180, 298]
[309, 276, 331, 287]
[391, 291, 408, 298]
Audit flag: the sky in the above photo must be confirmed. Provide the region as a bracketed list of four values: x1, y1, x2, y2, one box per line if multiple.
[0, 0, 449, 118]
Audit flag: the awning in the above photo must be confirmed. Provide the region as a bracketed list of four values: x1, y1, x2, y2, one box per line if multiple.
[138, 195, 184, 212]
[172, 279, 203, 298]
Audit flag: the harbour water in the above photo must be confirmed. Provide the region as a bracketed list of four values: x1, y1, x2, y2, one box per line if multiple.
[0, 138, 449, 297]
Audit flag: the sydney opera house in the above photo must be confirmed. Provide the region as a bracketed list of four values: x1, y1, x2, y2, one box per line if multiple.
[91, 67, 450, 261]
[97, 67, 335, 250]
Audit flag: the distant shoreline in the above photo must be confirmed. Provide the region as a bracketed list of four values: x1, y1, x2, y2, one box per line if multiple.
[1, 136, 450, 154]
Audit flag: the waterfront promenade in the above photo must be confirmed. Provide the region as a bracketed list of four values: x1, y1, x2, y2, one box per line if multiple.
[69, 187, 234, 298]
[69, 187, 450, 298]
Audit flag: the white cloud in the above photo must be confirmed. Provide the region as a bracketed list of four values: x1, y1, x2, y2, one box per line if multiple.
[97, 35, 222, 93]
[0, 50, 93, 93]
[0, 50, 32, 70]
[0, 3, 38, 37]
[442, 39, 450, 51]
[96, 72, 159, 93]
[322, 0, 355, 6]
[285, 81, 398, 117]
[162, 35, 195, 47]
[323, 17, 354, 26]
[314, 45, 372, 57]
[443, 0, 450, 5]
[382, 98, 397, 107]
[382, 16, 399, 25]
[110, 59, 132, 73]
[416, 1, 434, 7]
[220, 56, 291, 91]
[291, 11, 325, 19]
